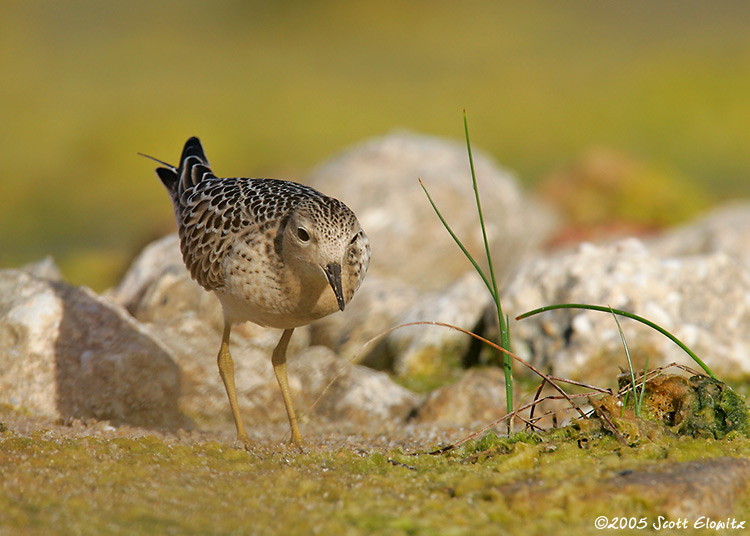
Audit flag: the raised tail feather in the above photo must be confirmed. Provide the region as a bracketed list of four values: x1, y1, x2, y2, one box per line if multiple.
[140, 137, 214, 196]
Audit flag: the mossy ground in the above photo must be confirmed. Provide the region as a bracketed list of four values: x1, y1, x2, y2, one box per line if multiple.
[2, 401, 750, 536]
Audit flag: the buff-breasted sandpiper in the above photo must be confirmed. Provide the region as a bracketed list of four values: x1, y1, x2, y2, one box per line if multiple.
[143, 137, 370, 446]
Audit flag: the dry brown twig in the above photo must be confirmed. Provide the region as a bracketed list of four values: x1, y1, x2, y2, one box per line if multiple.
[302, 320, 627, 451]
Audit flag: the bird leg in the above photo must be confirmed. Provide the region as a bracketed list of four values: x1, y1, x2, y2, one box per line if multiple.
[271, 328, 303, 445]
[217, 322, 251, 447]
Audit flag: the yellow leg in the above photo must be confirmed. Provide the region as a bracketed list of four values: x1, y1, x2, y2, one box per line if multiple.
[217, 322, 251, 447]
[272, 328, 303, 445]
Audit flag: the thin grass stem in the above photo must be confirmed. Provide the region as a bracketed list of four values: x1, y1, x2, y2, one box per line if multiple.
[463, 112, 501, 308]
[638, 355, 649, 415]
[516, 303, 716, 378]
[461, 111, 513, 412]
[418, 179, 496, 301]
[609, 305, 639, 416]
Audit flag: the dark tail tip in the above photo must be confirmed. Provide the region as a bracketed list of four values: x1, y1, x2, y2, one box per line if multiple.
[144, 137, 213, 195]
[156, 167, 179, 192]
[177, 137, 214, 192]
[180, 136, 207, 164]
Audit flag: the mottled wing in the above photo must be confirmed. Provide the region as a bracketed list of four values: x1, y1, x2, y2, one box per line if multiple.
[176, 177, 328, 291]
[176, 178, 257, 290]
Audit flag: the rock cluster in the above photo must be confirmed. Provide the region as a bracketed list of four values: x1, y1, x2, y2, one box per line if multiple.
[2, 132, 750, 437]
[503, 238, 750, 386]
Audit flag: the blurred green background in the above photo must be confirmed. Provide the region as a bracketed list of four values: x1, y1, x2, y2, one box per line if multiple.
[2, 0, 749, 290]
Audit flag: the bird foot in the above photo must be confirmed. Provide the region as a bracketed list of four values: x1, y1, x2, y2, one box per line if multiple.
[233, 434, 256, 452]
[289, 438, 306, 453]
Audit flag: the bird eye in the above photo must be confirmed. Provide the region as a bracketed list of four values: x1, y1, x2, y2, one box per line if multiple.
[296, 227, 310, 242]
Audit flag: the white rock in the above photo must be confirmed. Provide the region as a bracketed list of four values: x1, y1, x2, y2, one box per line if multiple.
[0, 269, 183, 428]
[306, 131, 556, 290]
[649, 201, 750, 269]
[503, 238, 750, 385]
[388, 271, 492, 377]
[412, 368, 509, 427]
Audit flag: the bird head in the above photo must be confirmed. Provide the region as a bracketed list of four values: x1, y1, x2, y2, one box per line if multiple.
[282, 198, 362, 312]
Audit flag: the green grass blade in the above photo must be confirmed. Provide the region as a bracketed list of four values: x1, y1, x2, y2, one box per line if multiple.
[638, 355, 649, 415]
[418, 179, 496, 301]
[462, 112, 513, 412]
[516, 303, 716, 378]
[463, 112, 501, 311]
[609, 305, 639, 416]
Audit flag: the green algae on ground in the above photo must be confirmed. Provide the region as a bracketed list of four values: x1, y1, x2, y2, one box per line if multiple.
[1, 430, 749, 535]
[2, 387, 750, 536]
[619, 373, 750, 439]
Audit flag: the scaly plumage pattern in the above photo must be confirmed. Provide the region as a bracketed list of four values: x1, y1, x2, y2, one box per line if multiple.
[148, 136, 370, 446]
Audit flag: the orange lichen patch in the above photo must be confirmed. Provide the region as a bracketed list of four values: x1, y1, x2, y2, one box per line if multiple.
[618, 373, 750, 439]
